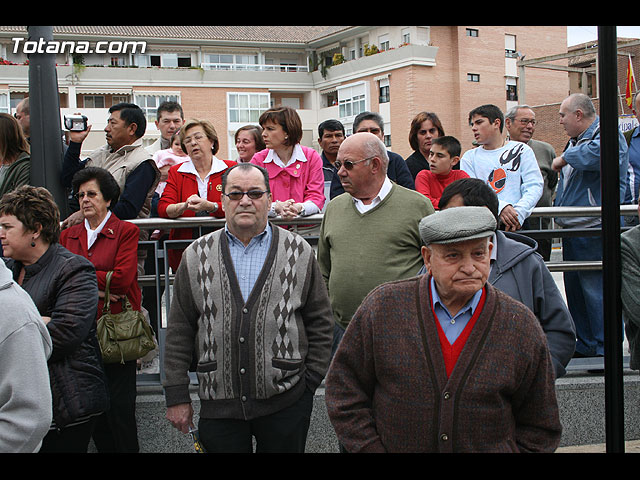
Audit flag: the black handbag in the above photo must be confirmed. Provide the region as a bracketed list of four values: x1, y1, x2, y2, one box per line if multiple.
[96, 271, 156, 364]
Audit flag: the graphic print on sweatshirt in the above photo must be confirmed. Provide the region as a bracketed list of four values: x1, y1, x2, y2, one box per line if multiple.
[487, 143, 524, 194]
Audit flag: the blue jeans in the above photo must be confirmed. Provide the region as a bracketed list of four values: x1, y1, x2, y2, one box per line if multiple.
[562, 235, 604, 356]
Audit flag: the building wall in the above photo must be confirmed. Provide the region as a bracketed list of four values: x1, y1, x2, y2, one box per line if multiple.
[382, 26, 568, 158]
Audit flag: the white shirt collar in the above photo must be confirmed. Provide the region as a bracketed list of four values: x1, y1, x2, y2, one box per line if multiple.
[84, 210, 112, 249]
[177, 156, 227, 177]
[263, 144, 306, 168]
[352, 176, 392, 213]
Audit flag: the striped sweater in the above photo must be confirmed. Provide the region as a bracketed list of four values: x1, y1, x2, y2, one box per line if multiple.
[163, 224, 333, 420]
[325, 275, 562, 453]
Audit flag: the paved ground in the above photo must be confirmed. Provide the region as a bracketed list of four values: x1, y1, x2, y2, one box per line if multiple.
[557, 440, 640, 453]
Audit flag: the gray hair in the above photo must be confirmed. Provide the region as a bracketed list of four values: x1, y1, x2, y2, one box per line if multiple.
[566, 93, 596, 119]
[504, 104, 533, 122]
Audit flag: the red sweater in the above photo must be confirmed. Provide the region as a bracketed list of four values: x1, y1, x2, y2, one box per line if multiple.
[415, 169, 469, 209]
[431, 287, 487, 377]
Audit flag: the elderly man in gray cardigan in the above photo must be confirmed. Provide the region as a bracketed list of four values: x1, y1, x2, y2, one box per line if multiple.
[325, 206, 562, 453]
[163, 163, 333, 453]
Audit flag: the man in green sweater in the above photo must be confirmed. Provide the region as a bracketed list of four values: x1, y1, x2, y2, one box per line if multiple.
[317, 132, 435, 354]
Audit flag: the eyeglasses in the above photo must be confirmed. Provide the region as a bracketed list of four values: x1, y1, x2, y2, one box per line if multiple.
[74, 191, 99, 200]
[223, 190, 269, 201]
[334, 156, 375, 171]
[517, 118, 536, 126]
[184, 133, 208, 144]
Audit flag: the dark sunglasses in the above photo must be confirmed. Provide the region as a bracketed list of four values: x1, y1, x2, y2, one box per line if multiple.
[334, 156, 375, 171]
[223, 190, 269, 201]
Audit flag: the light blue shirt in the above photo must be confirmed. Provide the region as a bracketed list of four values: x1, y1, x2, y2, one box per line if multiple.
[430, 276, 483, 344]
[225, 223, 272, 302]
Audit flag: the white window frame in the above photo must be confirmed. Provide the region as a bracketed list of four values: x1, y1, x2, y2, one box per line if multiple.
[378, 34, 390, 52]
[133, 92, 181, 124]
[337, 81, 368, 121]
[83, 95, 105, 109]
[226, 92, 271, 159]
[0, 91, 10, 114]
[402, 28, 411, 44]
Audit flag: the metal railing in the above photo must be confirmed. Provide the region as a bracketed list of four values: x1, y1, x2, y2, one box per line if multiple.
[131, 204, 639, 385]
[200, 63, 309, 72]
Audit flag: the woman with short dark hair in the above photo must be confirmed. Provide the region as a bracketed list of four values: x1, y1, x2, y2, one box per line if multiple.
[0, 185, 109, 453]
[251, 106, 325, 219]
[406, 111, 447, 179]
[60, 166, 143, 452]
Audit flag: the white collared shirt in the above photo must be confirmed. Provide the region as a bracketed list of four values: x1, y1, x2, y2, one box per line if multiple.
[263, 145, 320, 216]
[85, 210, 112, 249]
[352, 176, 392, 214]
[177, 156, 228, 198]
[263, 144, 307, 169]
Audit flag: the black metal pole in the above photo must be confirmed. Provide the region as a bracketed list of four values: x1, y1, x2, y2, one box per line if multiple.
[597, 25, 625, 453]
[27, 26, 68, 219]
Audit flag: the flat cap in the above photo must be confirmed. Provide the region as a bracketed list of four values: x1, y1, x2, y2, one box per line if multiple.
[419, 206, 496, 245]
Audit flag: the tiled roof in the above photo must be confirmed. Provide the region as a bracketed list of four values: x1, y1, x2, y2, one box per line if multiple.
[0, 26, 355, 44]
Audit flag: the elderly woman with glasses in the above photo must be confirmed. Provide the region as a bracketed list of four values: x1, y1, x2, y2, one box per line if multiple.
[250, 106, 325, 220]
[157, 118, 236, 271]
[0, 185, 109, 453]
[59, 166, 143, 452]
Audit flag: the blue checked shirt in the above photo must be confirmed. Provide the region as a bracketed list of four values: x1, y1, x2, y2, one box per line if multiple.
[430, 276, 483, 344]
[225, 224, 272, 302]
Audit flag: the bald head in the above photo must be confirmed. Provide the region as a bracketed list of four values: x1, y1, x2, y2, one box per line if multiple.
[340, 132, 389, 172]
[336, 132, 389, 202]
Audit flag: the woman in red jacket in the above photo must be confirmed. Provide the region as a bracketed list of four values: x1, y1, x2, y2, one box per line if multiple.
[59, 166, 142, 453]
[157, 119, 235, 271]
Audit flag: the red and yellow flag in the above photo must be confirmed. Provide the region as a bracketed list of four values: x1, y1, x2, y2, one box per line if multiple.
[626, 54, 635, 109]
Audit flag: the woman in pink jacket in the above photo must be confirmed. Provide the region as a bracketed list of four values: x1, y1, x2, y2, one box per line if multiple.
[250, 106, 325, 220]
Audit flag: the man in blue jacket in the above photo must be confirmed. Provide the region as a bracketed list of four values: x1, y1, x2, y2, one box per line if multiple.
[552, 93, 629, 358]
[436, 178, 576, 378]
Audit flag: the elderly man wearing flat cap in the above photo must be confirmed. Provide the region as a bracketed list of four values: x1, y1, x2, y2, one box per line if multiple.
[325, 206, 562, 453]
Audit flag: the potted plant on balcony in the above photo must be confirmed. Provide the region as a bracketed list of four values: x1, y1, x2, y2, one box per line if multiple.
[332, 53, 345, 65]
[364, 44, 379, 56]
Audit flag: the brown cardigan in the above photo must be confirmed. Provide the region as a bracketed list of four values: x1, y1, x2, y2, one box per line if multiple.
[325, 275, 562, 453]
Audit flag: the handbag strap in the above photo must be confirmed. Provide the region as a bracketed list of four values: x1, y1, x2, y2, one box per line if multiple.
[103, 271, 114, 313]
[102, 271, 132, 314]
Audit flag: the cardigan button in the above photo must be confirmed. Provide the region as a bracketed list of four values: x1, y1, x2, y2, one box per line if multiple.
[242, 307, 248, 314]
[440, 433, 449, 442]
[240, 368, 246, 374]
[443, 391, 451, 400]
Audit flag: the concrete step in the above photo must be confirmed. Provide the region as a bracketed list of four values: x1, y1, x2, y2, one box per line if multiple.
[97, 370, 640, 453]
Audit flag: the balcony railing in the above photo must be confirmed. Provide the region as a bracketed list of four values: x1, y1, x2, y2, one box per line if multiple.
[200, 62, 309, 72]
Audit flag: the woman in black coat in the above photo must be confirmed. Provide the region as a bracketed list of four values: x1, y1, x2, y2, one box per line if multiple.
[0, 185, 109, 453]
